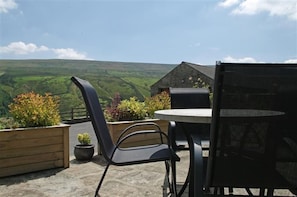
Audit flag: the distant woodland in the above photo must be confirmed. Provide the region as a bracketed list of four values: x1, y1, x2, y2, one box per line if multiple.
[0, 59, 176, 118]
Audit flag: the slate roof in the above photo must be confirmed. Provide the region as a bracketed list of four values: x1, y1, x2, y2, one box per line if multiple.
[182, 61, 215, 80]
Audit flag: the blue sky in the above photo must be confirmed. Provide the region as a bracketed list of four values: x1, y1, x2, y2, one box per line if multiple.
[0, 0, 296, 65]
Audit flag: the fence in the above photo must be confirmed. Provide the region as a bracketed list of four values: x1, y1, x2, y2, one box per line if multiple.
[61, 107, 90, 124]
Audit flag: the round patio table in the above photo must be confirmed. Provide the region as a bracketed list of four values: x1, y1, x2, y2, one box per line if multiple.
[154, 108, 285, 197]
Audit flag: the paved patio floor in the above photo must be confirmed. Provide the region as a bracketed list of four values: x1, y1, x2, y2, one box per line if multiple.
[0, 122, 295, 197]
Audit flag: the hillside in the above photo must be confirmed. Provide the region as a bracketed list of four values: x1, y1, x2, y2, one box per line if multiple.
[0, 59, 176, 118]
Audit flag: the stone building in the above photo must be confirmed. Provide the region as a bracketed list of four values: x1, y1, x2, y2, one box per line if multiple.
[150, 61, 215, 96]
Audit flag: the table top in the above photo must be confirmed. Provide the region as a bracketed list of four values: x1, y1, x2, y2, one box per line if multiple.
[155, 109, 211, 123]
[154, 108, 284, 124]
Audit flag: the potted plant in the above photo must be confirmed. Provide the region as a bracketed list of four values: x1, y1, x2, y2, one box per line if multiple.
[102, 92, 170, 149]
[74, 132, 94, 161]
[0, 92, 70, 178]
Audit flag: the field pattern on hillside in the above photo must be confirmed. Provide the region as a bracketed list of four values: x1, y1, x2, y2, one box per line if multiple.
[0, 59, 176, 118]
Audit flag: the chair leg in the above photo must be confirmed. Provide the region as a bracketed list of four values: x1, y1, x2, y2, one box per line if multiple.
[164, 159, 178, 197]
[267, 188, 274, 197]
[228, 187, 233, 194]
[219, 187, 224, 195]
[163, 175, 169, 197]
[177, 172, 189, 197]
[259, 188, 265, 196]
[259, 188, 274, 197]
[213, 187, 224, 195]
[169, 159, 178, 197]
[214, 187, 218, 195]
[245, 188, 253, 196]
[164, 161, 171, 196]
[94, 162, 111, 197]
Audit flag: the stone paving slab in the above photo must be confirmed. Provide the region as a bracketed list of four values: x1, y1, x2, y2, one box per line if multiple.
[0, 121, 295, 197]
[0, 151, 295, 197]
[0, 152, 189, 197]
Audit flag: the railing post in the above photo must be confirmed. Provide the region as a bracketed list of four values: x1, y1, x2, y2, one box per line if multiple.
[71, 108, 74, 120]
[61, 107, 89, 122]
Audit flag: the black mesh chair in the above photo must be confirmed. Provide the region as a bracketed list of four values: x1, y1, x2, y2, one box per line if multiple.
[168, 88, 211, 196]
[169, 87, 211, 151]
[71, 76, 179, 197]
[192, 62, 297, 196]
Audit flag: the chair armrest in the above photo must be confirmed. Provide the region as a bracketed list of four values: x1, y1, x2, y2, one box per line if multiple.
[168, 121, 178, 151]
[116, 129, 168, 148]
[117, 122, 163, 144]
[115, 129, 180, 162]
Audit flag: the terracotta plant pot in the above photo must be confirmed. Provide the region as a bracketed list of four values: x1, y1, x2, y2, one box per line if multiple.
[74, 144, 95, 161]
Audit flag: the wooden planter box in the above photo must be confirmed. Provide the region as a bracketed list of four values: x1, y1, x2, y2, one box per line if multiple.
[98, 119, 168, 153]
[0, 124, 70, 177]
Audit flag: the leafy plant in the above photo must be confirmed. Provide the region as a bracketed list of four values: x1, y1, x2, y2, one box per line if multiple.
[145, 91, 170, 118]
[104, 93, 122, 122]
[117, 97, 147, 121]
[0, 117, 19, 129]
[104, 92, 170, 121]
[77, 132, 91, 145]
[8, 92, 61, 128]
[105, 93, 147, 121]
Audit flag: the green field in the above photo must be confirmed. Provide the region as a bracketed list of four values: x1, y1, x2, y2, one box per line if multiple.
[0, 59, 176, 118]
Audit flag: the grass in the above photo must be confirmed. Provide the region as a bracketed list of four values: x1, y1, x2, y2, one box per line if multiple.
[0, 59, 176, 118]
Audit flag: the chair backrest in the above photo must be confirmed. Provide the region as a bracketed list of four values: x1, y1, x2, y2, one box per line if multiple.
[169, 88, 211, 142]
[206, 62, 297, 189]
[170, 87, 210, 109]
[71, 76, 115, 161]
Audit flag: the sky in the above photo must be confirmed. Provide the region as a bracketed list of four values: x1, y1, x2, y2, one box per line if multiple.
[0, 0, 296, 65]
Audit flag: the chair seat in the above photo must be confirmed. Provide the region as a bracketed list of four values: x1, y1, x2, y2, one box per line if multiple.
[176, 139, 210, 149]
[112, 144, 178, 165]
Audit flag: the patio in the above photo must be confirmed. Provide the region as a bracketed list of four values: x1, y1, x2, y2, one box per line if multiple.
[0, 122, 295, 197]
[0, 120, 190, 196]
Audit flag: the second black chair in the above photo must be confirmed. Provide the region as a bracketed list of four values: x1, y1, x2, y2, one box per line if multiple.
[168, 87, 211, 196]
[71, 76, 179, 197]
[168, 87, 211, 152]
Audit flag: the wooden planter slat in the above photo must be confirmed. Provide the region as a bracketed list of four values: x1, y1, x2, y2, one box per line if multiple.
[0, 152, 64, 168]
[0, 127, 64, 140]
[0, 136, 63, 149]
[0, 160, 64, 177]
[0, 124, 70, 177]
[0, 144, 63, 159]
[62, 126, 69, 168]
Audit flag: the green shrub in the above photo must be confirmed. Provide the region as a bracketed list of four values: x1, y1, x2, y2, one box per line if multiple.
[0, 117, 19, 129]
[77, 132, 91, 145]
[8, 92, 61, 127]
[145, 91, 171, 118]
[104, 92, 170, 121]
[117, 97, 147, 121]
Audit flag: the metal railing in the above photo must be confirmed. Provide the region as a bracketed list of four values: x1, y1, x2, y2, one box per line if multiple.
[61, 107, 90, 124]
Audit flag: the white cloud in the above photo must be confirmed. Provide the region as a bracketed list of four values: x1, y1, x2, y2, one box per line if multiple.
[0, 0, 17, 13]
[0, 42, 49, 54]
[285, 59, 297, 63]
[0, 41, 90, 60]
[52, 48, 87, 60]
[218, 0, 239, 8]
[219, 0, 297, 21]
[223, 56, 259, 63]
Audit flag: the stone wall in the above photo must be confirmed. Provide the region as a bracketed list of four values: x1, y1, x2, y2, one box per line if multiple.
[151, 63, 214, 96]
